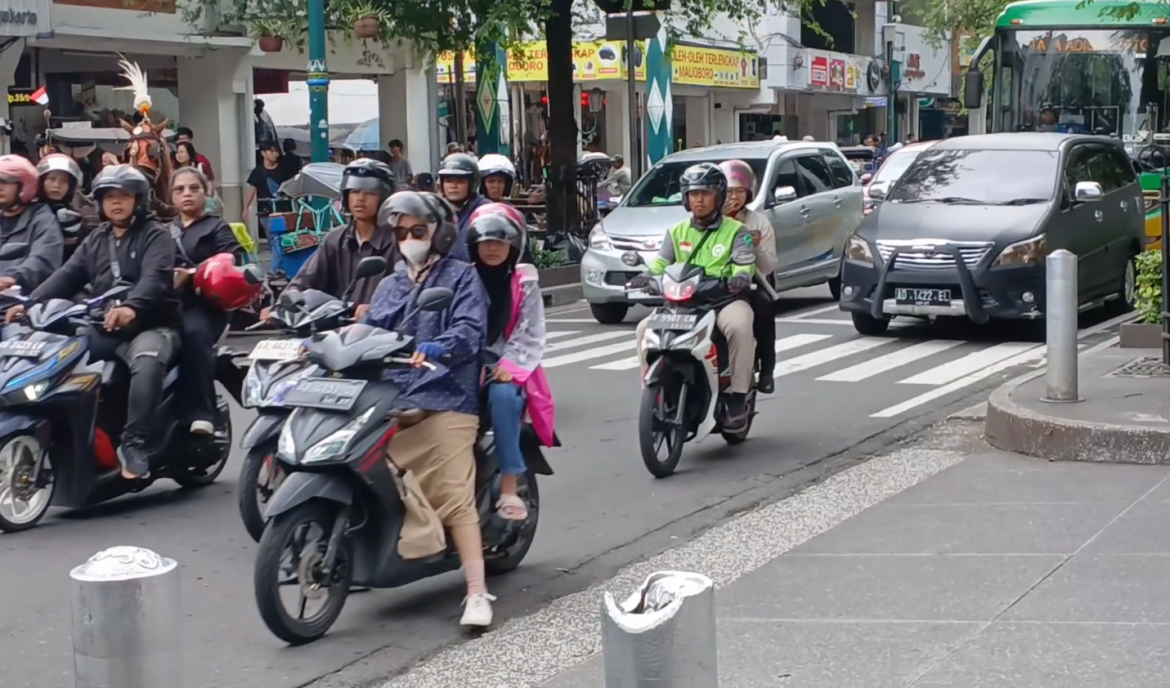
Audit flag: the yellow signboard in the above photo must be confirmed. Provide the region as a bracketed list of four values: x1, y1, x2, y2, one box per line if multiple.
[436, 51, 476, 84]
[507, 40, 645, 82]
[670, 44, 759, 89]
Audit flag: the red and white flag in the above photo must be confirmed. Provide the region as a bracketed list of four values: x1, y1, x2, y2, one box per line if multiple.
[30, 86, 48, 106]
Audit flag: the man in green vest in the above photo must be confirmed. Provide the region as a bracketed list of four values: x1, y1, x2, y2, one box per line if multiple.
[629, 163, 757, 429]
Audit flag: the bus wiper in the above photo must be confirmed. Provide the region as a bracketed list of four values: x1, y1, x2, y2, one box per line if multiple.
[996, 197, 1048, 206]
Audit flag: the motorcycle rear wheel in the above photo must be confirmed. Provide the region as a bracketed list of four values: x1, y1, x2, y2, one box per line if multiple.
[0, 434, 53, 533]
[639, 380, 687, 479]
[721, 390, 757, 445]
[173, 401, 232, 489]
[254, 500, 352, 645]
[485, 471, 540, 576]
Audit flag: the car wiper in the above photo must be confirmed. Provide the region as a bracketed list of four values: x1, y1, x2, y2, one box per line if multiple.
[897, 197, 984, 205]
[995, 198, 1048, 206]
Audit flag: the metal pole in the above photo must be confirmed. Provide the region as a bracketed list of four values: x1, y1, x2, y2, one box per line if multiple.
[1043, 249, 1080, 403]
[306, 0, 329, 164]
[625, 10, 641, 180]
[602, 571, 718, 687]
[1161, 170, 1169, 365]
[453, 50, 468, 150]
[71, 547, 182, 688]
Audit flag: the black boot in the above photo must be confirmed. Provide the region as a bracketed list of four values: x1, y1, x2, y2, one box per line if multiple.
[724, 393, 749, 430]
[758, 370, 775, 394]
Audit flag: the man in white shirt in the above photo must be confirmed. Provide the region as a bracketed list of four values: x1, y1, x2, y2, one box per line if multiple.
[719, 159, 778, 392]
[599, 155, 633, 197]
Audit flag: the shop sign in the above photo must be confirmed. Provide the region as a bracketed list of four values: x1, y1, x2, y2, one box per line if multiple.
[670, 44, 759, 89]
[897, 24, 952, 96]
[805, 50, 879, 96]
[437, 41, 648, 84]
[0, 0, 49, 37]
[435, 51, 478, 84]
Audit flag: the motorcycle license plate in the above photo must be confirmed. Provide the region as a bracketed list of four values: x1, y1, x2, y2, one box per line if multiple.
[282, 377, 366, 411]
[0, 339, 45, 358]
[249, 338, 302, 362]
[647, 312, 698, 331]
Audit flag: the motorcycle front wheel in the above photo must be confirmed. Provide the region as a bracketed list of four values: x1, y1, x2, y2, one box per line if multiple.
[0, 433, 53, 533]
[254, 500, 352, 645]
[238, 443, 287, 543]
[638, 376, 688, 479]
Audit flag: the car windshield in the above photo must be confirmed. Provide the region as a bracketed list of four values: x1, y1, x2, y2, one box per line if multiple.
[625, 158, 769, 207]
[887, 149, 1059, 205]
[872, 150, 924, 185]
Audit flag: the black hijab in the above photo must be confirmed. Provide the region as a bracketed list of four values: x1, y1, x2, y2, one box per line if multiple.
[477, 262, 513, 346]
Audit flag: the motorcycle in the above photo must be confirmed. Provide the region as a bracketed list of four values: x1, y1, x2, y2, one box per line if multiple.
[632, 260, 759, 478]
[0, 285, 248, 532]
[252, 286, 552, 645]
[237, 256, 386, 542]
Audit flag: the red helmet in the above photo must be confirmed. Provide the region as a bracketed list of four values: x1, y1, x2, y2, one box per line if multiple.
[468, 202, 526, 229]
[194, 253, 263, 311]
[0, 155, 40, 206]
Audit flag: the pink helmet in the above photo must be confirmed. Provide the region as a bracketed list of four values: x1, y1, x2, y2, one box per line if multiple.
[468, 201, 526, 229]
[0, 155, 40, 205]
[719, 160, 757, 201]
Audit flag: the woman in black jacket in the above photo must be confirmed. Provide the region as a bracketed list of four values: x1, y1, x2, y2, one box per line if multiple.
[169, 166, 243, 434]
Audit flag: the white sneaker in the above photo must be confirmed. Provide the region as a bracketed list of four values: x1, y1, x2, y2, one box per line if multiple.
[460, 592, 496, 628]
[190, 420, 214, 435]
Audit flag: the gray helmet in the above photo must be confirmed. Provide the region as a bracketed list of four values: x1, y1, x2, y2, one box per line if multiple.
[341, 158, 396, 211]
[377, 190, 459, 257]
[438, 152, 481, 195]
[92, 164, 152, 223]
[679, 162, 728, 212]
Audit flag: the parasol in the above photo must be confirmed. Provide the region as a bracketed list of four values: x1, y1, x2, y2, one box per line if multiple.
[278, 162, 345, 199]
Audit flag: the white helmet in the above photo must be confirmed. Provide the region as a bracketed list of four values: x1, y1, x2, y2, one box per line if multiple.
[477, 153, 516, 197]
[37, 153, 83, 186]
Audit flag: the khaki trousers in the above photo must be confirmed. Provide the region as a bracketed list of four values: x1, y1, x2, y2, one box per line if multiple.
[635, 299, 756, 393]
[385, 411, 480, 527]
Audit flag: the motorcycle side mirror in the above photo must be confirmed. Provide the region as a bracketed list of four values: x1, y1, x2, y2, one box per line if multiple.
[56, 208, 82, 226]
[354, 256, 387, 280]
[242, 263, 264, 286]
[280, 289, 305, 308]
[416, 287, 454, 312]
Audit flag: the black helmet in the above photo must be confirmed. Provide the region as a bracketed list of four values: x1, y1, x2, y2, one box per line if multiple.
[92, 164, 152, 223]
[679, 162, 728, 214]
[377, 190, 459, 258]
[467, 212, 525, 267]
[438, 152, 481, 193]
[341, 158, 396, 212]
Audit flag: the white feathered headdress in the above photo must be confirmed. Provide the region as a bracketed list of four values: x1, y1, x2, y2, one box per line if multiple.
[114, 54, 152, 116]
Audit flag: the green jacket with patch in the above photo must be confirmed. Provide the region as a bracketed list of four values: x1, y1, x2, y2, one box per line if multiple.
[647, 215, 756, 280]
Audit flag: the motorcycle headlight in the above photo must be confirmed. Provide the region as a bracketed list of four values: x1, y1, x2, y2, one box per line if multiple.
[588, 223, 613, 251]
[277, 416, 297, 461]
[304, 408, 376, 464]
[19, 380, 51, 401]
[992, 234, 1047, 267]
[846, 235, 874, 265]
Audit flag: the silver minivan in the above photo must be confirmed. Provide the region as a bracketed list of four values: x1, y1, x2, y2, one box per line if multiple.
[581, 141, 864, 323]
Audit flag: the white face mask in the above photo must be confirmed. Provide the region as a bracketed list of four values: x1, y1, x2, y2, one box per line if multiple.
[400, 239, 432, 265]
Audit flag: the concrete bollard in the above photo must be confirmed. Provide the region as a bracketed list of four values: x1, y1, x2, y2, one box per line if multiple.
[1043, 249, 1081, 403]
[602, 571, 718, 687]
[70, 546, 183, 688]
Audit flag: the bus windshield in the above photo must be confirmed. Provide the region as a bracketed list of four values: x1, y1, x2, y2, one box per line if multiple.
[994, 28, 1170, 141]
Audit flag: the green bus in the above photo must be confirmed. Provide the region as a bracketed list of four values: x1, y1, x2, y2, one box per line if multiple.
[965, 0, 1170, 247]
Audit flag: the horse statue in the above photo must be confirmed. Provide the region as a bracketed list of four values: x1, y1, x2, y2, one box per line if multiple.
[114, 55, 175, 221]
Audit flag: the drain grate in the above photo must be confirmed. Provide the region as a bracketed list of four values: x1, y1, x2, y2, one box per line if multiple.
[1110, 356, 1170, 378]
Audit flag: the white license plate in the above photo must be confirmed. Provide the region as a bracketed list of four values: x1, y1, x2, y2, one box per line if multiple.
[0, 339, 45, 358]
[249, 338, 302, 362]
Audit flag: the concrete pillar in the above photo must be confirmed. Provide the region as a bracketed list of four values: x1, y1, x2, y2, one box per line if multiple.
[604, 86, 631, 161]
[0, 40, 24, 155]
[177, 50, 251, 222]
[378, 67, 434, 174]
[710, 100, 734, 144]
[685, 95, 710, 147]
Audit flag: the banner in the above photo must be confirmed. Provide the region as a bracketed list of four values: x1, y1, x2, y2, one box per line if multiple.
[670, 44, 759, 89]
[506, 40, 645, 82]
[436, 51, 476, 84]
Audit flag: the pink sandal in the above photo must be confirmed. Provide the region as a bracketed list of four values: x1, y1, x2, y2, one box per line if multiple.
[496, 493, 529, 521]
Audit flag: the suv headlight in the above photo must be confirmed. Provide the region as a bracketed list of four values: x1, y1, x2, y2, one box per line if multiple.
[304, 408, 376, 464]
[588, 223, 613, 251]
[845, 235, 874, 264]
[992, 234, 1046, 267]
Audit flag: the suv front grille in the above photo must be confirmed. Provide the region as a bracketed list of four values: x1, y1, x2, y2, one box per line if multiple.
[876, 240, 994, 270]
[611, 236, 663, 252]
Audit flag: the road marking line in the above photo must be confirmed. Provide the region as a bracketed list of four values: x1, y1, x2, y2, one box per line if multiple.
[786, 304, 841, 320]
[774, 337, 890, 378]
[543, 340, 637, 368]
[546, 330, 631, 352]
[589, 332, 834, 371]
[545, 330, 580, 340]
[897, 342, 1037, 385]
[817, 339, 965, 382]
[546, 317, 624, 324]
[775, 317, 854, 325]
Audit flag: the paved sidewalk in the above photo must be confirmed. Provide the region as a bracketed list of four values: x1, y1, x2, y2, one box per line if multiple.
[541, 449, 1170, 687]
[986, 345, 1170, 463]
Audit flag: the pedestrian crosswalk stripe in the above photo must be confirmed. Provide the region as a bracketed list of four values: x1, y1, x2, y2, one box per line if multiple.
[543, 340, 637, 368]
[592, 356, 643, 371]
[545, 330, 581, 341]
[873, 345, 1044, 417]
[546, 330, 630, 353]
[774, 337, 890, 378]
[588, 332, 835, 371]
[897, 342, 1037, 385]
[817, 339, 964, 382]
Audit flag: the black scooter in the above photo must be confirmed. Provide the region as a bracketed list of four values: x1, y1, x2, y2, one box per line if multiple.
[0, 285, 248, 532]
[237, 256, 385, 542]
[252, 287, 552, 644]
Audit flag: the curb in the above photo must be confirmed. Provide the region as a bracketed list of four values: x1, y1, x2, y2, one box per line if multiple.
[542, 282, 583, 308]
[984, 370, 1170, 464]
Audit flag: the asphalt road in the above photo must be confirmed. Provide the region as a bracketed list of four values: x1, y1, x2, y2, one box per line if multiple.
[0, 288, 1131, 688]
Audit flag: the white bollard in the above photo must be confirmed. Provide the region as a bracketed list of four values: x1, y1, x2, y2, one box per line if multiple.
[602, 571, 718, 687]
[1044, 250, 1081, 403]
[70, 546, 183, 688]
